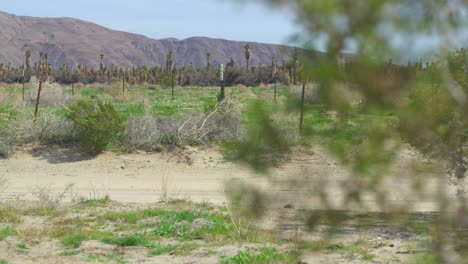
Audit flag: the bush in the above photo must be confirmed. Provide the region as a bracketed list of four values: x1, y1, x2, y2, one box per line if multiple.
[66, 100, 126, 154]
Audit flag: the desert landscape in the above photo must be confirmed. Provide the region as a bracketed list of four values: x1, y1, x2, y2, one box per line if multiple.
[0, 1, 467, 264]
[0, 141, 454, 264]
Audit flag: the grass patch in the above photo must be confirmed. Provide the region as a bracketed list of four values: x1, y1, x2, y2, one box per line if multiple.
[148, 244, 177, 256]
[326, 241, 375, 261]
[105, 212, 140, 224]
[409, 253, 441, 264]
[0, 227, 16, 241]
[220, 247, 298, 264]
[76, 196, 111, 209]
[22, 207, 64, 217]
[101, 234, 154, 247]
[16, 243, 29, 250]
[0, 259, 7, 264]
[60, 234, 88, 248]
[171, 242, 199, 256]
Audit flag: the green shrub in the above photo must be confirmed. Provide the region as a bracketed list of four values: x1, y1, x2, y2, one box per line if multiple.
[60, 234, 87, 248]
[66, 100, 126, 154]
[0, 227, 16, 241]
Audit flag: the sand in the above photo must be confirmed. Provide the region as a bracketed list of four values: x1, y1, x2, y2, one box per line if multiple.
[0, 143, 460, 212]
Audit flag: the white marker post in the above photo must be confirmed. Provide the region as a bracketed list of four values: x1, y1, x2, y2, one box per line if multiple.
[219, 64, 225, 102]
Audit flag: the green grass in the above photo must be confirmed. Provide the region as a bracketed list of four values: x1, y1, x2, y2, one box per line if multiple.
[408, 253, 441, 264]
[101, 234, 154, 247]
[220, 247, 298, 264]
[0, 259, 7, 264]
[0, 84, 293, 154]
[0, 104, 17, 128]
[16, 243, 29, 250]
[0, 227, 16, 241]
[326, 241, 375, 261]
[76, 196, 111, 209]
[148, 244, 177, 256]
[170, 242, 199, 256]
[105, 212, 140, 224]
[60, 234, 88, 248]
[102, 208, 235, 242]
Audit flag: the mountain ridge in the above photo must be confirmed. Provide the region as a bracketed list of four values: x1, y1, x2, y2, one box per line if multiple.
[0, 11, 297, 69]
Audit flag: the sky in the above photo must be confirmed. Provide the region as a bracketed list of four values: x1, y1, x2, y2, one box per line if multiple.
[0, 0, 299, 45]
[1, 0, 465, 61]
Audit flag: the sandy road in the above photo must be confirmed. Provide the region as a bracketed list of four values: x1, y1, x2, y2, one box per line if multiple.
[0, 144, 461, 212]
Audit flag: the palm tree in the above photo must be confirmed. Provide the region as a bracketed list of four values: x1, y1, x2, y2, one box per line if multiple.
[100, 54, 104, 71]
[166, 51, 174, 73]
[206, 53, 211, 69]
[227, 57, 235, 68]
[25, 50, 31, 70]
[244, 44, 251, 70]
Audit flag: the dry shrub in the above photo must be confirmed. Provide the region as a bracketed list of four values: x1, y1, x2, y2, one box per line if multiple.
[106, 82, 126, 100]
[125, 100, 243, 151]
[74, 82, 85, 88]
[0, 200, 23, 224]
[291, 83, 318, 104]
[29, 80, 75, 106]
[29, 184, 74, 210]
[12, 107, 74, 143]
[0, 106, 75, 157]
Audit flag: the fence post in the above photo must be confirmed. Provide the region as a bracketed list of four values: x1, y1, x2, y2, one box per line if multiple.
[299, 82, 305, 133]
[274, 73, 277, 103]
[171, 66, 175, 101]
[219, 64, 225, 102]
[34, 72, 43, 124]
[22, 68, 25, 102]
[122, 68, 126, 94]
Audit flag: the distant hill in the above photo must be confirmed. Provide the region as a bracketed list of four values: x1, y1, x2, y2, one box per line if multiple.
[0, 11, 299, 69]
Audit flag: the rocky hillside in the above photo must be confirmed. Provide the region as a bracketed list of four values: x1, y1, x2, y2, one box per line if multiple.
[0, 11, 297, 69]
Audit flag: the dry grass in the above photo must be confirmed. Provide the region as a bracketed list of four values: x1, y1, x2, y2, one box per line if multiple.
[125, 100, 243, 151]
[0, 204, 23, 224]
[28, 79, 76, 107]
[106, 82, 126, 100]
[2, 106, 74, 145]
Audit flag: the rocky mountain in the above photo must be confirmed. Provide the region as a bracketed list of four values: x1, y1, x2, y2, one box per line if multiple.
[0, 11, 297, 69]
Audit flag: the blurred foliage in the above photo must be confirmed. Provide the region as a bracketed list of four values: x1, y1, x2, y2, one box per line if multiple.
[224, 100, 290, 172]
[227, 0, 467, 263]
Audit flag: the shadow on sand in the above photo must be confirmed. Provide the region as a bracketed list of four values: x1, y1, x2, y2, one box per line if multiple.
[30, 144, 96, 164]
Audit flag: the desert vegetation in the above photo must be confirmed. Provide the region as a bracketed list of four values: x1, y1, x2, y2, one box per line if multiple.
[0, 0, 467, 264]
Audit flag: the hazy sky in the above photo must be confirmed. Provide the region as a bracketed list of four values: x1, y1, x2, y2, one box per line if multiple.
[0, 0, 298, 45]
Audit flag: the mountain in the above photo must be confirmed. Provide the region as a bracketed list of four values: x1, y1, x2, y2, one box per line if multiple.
[0, 11, 297, 69]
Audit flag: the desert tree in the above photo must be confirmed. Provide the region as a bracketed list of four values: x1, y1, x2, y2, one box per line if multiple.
[227, 57, 235, 68]
[25, 50, 31, 70]
[99, 54, 104, 72]
[206, 52, 211, 69]
[244, 44, 251, 70]
[166, 51, 174, 73]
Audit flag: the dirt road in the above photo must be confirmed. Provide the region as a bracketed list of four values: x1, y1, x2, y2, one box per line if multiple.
[0, 144, 460, 212]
